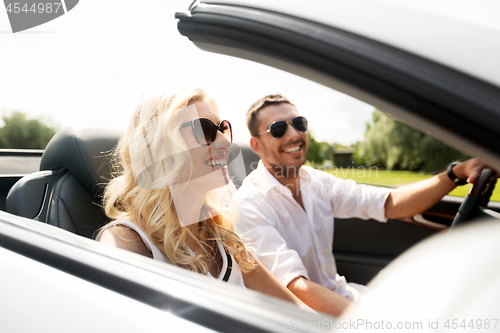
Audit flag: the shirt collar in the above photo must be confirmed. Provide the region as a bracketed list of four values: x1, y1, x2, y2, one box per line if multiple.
[254, 160, 312, 194]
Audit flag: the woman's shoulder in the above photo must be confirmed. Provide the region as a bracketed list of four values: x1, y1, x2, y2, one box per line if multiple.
[97, 220, 154, 258]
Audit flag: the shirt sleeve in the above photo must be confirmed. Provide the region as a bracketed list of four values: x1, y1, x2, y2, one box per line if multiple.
[329, 176, 392, 222]
[235, 196, 310, 287]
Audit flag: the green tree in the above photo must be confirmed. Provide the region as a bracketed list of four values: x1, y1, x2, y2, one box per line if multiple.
[319, 141, 333, 161]
[355, 110, 468, 172]
[306, 131, 323, 164]
[0, 111, 58, 149]
[306, 132, 348, 164]
[351, 141, 368, 166]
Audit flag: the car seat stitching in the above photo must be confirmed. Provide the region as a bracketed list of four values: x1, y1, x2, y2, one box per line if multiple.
[57, 174, 71, 229]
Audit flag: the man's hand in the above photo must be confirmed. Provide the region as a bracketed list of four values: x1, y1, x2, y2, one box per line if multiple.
[385, 158, 497, 219]
[452, 158, 497, 185]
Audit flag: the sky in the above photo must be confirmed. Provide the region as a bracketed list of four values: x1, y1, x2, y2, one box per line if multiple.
[0, 0, 375, 146]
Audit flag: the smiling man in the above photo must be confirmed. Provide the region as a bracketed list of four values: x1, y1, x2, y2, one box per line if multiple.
[234, 94, 490, 317]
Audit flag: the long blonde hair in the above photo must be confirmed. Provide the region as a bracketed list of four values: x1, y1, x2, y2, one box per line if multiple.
[103, 88, 255, 273]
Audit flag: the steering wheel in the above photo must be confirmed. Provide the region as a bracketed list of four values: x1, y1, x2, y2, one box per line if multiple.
[450, 168, 497, 229]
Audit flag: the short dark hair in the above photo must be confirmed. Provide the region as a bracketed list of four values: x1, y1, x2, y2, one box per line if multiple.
[246, 94, 295, 136]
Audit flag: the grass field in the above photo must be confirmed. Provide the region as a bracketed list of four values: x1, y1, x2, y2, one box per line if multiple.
[323, 168, 500, 202]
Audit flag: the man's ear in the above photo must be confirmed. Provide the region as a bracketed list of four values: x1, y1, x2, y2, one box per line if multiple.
[250, 136, 263, 156]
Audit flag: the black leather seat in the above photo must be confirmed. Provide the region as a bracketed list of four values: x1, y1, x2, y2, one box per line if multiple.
[227, 143, 260, 188]
[6, 127, 122, 238]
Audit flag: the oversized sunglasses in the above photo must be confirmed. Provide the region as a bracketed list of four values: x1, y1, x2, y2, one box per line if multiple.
[180, 118, 233, 146]
[257, 116, 308, 138]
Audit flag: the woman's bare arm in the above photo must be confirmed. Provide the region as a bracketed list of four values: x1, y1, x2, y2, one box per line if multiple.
[241, 259, 314, 313]
[287, 276, 351, 317]
[98, 225, 153, 258]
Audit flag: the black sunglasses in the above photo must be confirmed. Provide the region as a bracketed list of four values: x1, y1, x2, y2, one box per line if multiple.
[179, 118, 233, 146]
[257, 116, 308, 138]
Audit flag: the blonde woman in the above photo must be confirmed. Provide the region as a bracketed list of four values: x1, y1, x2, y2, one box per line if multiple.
[97, 88, 310, 309]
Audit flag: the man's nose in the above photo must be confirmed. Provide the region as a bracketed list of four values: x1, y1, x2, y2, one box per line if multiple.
[284, 120, 301, 138]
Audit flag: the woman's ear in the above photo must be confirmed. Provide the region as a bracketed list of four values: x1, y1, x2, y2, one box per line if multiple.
[250, 136, 263, 156]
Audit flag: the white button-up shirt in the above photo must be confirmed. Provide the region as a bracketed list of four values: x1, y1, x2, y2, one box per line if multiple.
[234, 161, 391, 300]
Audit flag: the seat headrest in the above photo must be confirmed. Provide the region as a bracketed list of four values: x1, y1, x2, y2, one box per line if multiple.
[40, 127, 123, 194]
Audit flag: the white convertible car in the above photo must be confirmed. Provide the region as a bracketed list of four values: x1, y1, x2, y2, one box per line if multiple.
[1, 1, 499, 332]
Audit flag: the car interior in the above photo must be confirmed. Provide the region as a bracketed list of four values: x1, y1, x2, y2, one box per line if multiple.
[6, 127, 122, 238]
[5, 124, 499, 287]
